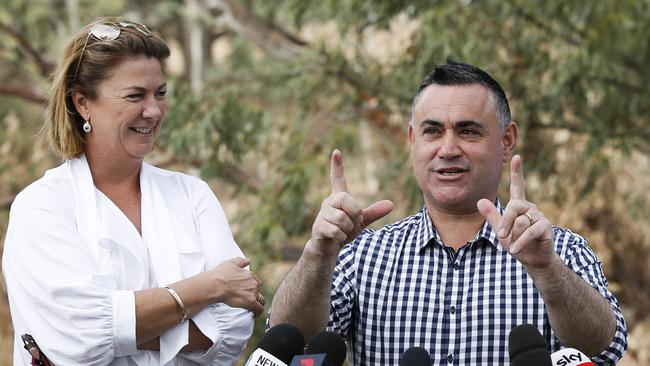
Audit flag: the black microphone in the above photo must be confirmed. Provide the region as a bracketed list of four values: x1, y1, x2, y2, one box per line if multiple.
[290, 331, 347, 366]
[399, 347, 431, 366]
[244, 323, 305, 366]
[508, 324, 552, 366]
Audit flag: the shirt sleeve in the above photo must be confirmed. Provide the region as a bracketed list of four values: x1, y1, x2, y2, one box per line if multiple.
[182, 179, 254, 363]
[2, 182, 136, 365]
[325, 238, 359, 339]
[555, 228, 628, 364]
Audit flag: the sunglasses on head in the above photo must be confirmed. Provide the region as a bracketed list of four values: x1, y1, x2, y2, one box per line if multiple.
[72, 20, 153, 81]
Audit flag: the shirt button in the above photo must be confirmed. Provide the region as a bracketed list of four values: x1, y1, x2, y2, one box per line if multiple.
[450, 305, 456, 314]
[453, 263, 460, 270]
[447, 354, 454, 363]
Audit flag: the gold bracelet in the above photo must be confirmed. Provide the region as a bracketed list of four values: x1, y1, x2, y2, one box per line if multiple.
[163, 286, 187, 324]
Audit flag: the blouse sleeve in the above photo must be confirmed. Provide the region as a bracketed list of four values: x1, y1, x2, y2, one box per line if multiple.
[178, 179, 253, 365]
[2, 182, 137, 365]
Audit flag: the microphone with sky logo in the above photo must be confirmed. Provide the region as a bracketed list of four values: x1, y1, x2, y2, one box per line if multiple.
[551, 348, 595, 366]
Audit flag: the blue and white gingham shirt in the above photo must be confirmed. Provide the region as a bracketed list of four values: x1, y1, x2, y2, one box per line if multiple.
[327, 205, 627, 365]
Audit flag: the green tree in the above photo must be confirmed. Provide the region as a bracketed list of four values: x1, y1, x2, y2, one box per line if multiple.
[1, 0, 649, 363]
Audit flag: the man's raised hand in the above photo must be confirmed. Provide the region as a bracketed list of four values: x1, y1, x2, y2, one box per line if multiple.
[309, 149, 394, 259]
[477, 155, 555, 269]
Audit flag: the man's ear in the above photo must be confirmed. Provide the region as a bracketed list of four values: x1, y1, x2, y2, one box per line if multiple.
[502, 121, 518, 162]
[71, 90, 89, 120]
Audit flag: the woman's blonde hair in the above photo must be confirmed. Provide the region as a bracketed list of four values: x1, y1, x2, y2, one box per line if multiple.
[47, 17, 170, 159]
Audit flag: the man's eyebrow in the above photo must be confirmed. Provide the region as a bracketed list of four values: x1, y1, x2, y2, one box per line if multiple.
[418, 119, 486, 130]
[419, 119, 443, 127]
[454, 120, 486, 131]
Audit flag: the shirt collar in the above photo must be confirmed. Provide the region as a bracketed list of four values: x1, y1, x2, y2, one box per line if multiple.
[419, 205, 439, 251]
[418, 199, 505, 252]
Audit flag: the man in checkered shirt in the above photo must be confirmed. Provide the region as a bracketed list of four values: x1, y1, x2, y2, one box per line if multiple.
[269, 62, 627, 365]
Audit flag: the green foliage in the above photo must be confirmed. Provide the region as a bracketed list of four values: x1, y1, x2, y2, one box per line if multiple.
[2, 0, 650, 363]
[160, 80, 264, 180]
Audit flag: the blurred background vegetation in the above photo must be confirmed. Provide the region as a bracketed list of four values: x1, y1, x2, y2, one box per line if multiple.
[1, 0, 649, 364]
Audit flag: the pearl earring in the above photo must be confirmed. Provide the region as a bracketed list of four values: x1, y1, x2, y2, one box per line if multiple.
[82, 119, 92, 133]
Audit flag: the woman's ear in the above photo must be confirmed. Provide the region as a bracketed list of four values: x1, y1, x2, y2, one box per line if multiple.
[71, 90, 89, 120]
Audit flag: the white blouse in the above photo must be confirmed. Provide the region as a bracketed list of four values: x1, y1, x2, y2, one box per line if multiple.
[3, 155, 254, 365]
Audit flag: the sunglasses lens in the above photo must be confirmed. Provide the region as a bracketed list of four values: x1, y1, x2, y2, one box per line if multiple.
[117, 21, 152, 37]
[74, 20, 152, 81]
[89, 24, 120, 41]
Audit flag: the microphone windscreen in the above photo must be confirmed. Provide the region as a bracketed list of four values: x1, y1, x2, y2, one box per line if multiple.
[399, 347, 431, 366]
[258, 324, 306, 364]
[550, 348, 595, 366]
[304, 331, 347, 366]
[508, 324, 552, 366]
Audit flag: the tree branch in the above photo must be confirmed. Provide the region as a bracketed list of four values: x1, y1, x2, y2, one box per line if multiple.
[199, 0, 412, 132]
[0, 83, 47, 104]
[208, 29, 230, 43]
[510, 3, 643, 75]
[320, 56, 412, 105]
[510, 3, 581, 46]
[0, 21, 55, 78]
[199, 0, 306, 61]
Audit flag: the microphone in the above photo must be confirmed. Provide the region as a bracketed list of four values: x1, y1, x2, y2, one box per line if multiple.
[290, 331, 347, 366]
[399, 347, 431, 366]
[244, 323, 305, 366]
[508, 324, 552, 366]
[550, 348, 594, 366]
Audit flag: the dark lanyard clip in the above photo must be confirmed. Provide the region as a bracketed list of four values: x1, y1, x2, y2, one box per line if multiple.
[21, 334, 54, 366]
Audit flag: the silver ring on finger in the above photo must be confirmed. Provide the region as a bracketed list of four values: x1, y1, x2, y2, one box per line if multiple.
[257, 292, 265, 306]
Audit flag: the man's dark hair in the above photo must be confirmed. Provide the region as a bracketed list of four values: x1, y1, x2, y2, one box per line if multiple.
[412, 61, 511, 127]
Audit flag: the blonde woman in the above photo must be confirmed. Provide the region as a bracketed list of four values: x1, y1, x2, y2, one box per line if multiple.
[3, 18, 264, 365]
